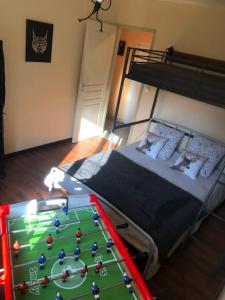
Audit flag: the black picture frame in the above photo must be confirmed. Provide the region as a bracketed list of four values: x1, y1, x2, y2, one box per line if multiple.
[117, 40, 126, 56]
[25, 19, 53, 63]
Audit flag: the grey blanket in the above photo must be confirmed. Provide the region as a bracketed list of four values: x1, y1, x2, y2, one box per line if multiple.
[66, 150, 202, 260]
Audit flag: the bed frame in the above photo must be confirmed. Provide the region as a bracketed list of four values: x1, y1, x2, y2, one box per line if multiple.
[109, 47, 225, 282]
[45, 117, 225, 280]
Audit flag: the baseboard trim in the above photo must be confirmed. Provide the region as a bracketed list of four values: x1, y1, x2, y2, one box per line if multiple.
[5, 138, 73, 158]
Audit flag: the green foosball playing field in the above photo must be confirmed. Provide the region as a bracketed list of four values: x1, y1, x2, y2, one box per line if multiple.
[0, 194, 153, 300]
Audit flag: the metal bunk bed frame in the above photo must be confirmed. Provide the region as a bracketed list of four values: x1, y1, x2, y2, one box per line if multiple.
[111, 46, 225, 294]
[111, 46, 225, 220]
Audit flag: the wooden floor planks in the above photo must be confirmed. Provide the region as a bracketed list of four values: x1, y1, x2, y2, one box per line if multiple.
[0, 137, 225, 300]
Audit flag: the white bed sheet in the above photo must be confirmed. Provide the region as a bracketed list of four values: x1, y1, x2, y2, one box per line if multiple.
[117, 142, 225, 209]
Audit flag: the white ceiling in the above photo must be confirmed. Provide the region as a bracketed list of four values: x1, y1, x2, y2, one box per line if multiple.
[159, 0, 225, 6]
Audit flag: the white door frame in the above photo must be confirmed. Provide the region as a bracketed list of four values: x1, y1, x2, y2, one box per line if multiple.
[73, 21, 156, 143]
[105, 24, 156, 124]
[105, 24, 156, 136]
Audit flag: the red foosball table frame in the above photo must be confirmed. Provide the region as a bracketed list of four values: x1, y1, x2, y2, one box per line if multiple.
[0, 194, 153, 300]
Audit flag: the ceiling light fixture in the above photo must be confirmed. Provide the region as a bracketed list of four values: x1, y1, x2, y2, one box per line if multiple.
[78, 0, 112, 32]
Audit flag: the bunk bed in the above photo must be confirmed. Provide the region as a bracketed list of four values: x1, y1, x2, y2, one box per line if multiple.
[44, 47, 225, 279]
[112, 46, 225, 133]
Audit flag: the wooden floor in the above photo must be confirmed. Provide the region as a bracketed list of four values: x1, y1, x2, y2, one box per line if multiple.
[1, 137, 225, 300]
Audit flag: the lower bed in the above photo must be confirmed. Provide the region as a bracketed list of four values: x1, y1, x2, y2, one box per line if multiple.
[44, 143, 225, 279]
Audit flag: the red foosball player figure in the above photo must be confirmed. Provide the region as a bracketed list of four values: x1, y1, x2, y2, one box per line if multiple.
[75, 227, 82, 243]
[61, 270, 70, 282]
[95, 261, 103, 273]
[17, 281, 28, 294]
[80, 264, 88, 277]
[46, 233, 54, 250]
[12, 240, 21, 258]
[41, 275, 50, 288]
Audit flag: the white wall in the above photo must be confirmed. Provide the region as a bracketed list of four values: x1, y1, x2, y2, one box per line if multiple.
[1, 0, 225, 153]
[0, 0, 113, 153]
[111, 0, 225, 143]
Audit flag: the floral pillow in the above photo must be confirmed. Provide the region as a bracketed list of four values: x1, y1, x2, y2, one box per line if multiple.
[186, 136, 225, 178]
[137, 132, 168, 160]
[171, 150, 208, 180]
[152, 123, 184, 160]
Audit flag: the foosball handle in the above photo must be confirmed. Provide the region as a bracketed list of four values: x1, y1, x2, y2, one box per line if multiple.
[132, 252, 148, 260]
[115, 223, 129, 229]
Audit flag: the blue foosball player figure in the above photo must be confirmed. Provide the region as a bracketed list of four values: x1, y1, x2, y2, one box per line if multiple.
[91, 281, 100, 299]
[91, 242, 98, 257]
[106, 238, 114, 253]
[123, 272, 133, 294]
[54, 216, 60, 234]
[58, 249, 66, 265]
[55, 291, 64, 300]
[38, 253, 46, 270]
[93, 211, 100, 226]
[62, 205, 68, 216]
[74, 246, 81, 261]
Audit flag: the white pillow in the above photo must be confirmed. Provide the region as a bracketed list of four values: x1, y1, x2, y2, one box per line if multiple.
[186, 135, 225, 177]
[137, 132, 168, 160]
[171, 150, 208, 180]
[152, 123, 184, 160]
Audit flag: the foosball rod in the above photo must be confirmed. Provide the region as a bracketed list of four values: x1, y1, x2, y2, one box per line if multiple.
[13, 223, 128, 250]
[10, 203, 97, 223]
[14, 252, 141, 289]
[11, 215, 99, 234]
[13, 243, 114, 269]
[14, 252, 145, 289]
[67, 281, 126, 300]
[14, 258, 115, 288]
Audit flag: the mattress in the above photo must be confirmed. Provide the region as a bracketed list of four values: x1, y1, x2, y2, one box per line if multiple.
[45, 141, 225, 279]
[63, 142, 224, 206]
[117, 142, 224, 204]
[65, 150, 202, 260]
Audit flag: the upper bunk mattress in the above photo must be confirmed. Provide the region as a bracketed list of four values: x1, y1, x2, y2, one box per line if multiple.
[127, 62, 225, 108]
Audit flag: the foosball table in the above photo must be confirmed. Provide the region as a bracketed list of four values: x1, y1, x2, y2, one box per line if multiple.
[0, 194, 153, 300]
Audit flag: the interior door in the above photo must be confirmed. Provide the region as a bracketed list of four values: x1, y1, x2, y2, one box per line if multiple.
[72, 20, 117, 142]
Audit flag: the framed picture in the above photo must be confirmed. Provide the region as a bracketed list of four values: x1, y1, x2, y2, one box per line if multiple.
[117, 40, 126, 56]
[25, 19, 53, 63]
